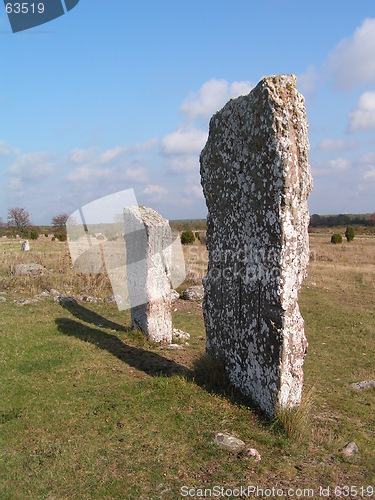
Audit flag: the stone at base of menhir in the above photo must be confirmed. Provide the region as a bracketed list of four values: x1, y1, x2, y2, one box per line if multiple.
[200, 74, 312, 417]
[131, 299, 172, 343]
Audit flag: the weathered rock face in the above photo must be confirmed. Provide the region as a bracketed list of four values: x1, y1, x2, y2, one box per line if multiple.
[124, 206, 173, 343]
[200, 75, 313, 417]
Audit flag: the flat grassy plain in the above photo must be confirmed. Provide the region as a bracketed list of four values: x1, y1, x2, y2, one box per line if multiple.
[0, 233, 374, 499]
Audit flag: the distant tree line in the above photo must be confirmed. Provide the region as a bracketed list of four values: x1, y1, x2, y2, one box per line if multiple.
[1, 211, 374, 240]
[310, 213, 375, 227]
[170, 219, 207, 232]
[0, 207, 69, 241]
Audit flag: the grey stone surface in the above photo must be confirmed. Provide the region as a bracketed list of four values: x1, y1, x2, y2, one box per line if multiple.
[124, 206, 173, 343]
[0, 296, 6, 303]
[350, 380, 375, 391]
[15, 298, 39, 306]
[182, 285, 204, 301]
[173, 328, 190, 341]
[247, 448, 262, 461]
[55, 295, 78, 306]
[214, 433, 245, 452]
[340, 441, 358, 457]
[200, 74, 312, 417]
[13, 263, 44, 276]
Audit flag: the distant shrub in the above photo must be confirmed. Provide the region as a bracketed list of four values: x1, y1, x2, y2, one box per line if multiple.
[181, 230, 195, 245]
[54, 233, 67, 242]
[195, 232, 200, 240]
[345, 226, 355, 242]
[51, 237, 56, 241]
[199, 233, 207, 246]
[30, 228, 39, 240]
[44, 232, 49, 237]
[331, 233, 342, 244]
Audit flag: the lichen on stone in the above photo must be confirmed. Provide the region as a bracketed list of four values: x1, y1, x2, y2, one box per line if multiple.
[200, 74, 312, 417]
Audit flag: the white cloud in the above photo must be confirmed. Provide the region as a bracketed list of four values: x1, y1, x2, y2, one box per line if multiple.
[312, 157, 351, 176]
[349, 91, 375, 131]
[0, 140, 17, 158]
[189, 184, 204, 199]
[125, 137, 158, 153]
[142, 184, 167, 195]
[297, 65, 320, 96]
[98, 138, 158, 164]
[167, 155, 199, 172]
[66, 165, 114, 182]
[364, 166, 375, 181]
[68, 147, 97, 164]
[8, 151, 55, 179]
[358, 151, 375, 165]
[179, 78, 253, 120]
[161, 127, 208, 156]
[229, 81, 254, 98]
[121, 165, 149, 183]
[325, 17, 375, 89]
[100, 146, 126, 164]
[318, 137, 358, 152]
[142, 184, 168, 201]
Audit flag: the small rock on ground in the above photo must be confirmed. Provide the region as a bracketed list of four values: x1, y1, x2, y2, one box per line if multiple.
[182, 285, 204, 301]
[78, 294, 101, 303]
[350, 380, 375, 391]
[170, 290, 180, 303]
[246, 448, 262, 461]
[55, 296, 78, 306]
[0, 296, 6, 303]
[173, 328, 190, 341]
[104, 294, 123, 304]
[13, 263, 45, 276]
[340, 441, 358, 457]
[14, 298, 40, 306]
[166, 344, 184, 350]
[214, 433, 245, 452]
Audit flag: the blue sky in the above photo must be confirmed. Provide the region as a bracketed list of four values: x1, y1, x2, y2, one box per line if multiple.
[0, 0, 375, 224]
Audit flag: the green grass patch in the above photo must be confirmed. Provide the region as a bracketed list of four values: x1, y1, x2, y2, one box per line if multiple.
[0, 236, 374, 497]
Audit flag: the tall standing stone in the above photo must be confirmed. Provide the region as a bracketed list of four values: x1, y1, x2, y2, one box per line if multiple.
[200, 75, 313, 417]
[124, 206, 173, 343]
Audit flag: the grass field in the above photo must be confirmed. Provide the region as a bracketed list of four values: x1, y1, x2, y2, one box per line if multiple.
[0, 233, 374, 499]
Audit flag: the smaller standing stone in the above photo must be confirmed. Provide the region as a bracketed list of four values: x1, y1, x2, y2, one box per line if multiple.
[21, 240, 30, 251]
[124, 206, 173, 343]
